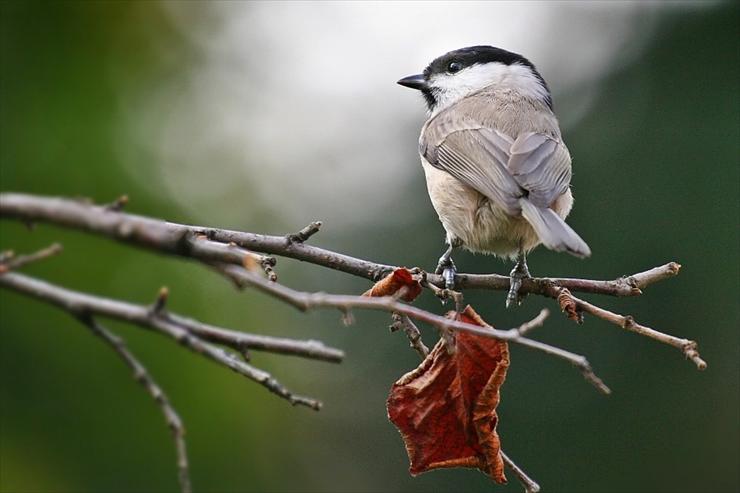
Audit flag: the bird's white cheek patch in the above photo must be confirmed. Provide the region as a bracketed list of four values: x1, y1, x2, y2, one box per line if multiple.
[429, 63, 549, 115]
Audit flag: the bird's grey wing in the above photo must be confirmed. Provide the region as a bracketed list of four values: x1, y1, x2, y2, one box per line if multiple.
[508, 132, 571, 208]
[507, 135, 590, 256]
[421, 118, 571, 211]
[421, 119, 522, 214]
[435, 129, 523, 214]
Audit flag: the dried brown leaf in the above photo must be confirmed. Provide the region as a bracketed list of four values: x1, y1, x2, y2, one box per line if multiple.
[387, 306, 509, 483]
[363, 268, 422, 302]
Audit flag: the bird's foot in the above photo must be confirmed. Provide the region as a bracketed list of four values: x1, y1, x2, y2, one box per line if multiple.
[506, 259, 530, 308]
[435, 256, 457, 290]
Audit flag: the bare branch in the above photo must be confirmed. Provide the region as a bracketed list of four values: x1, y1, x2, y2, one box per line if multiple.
[3, 255, 342, 362]
[0, 271, 338, 409]
[557, 289, 707, 370]
[79, 315, 191, 493]
[0, 193, 680, 296]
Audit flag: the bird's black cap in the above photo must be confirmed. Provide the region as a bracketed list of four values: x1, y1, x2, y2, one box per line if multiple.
[423, 45, 539, 78]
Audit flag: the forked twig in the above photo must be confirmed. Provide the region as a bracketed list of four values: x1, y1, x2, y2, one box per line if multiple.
[0, 242, 63, 273]
[0, 270, 327, 410]
[556, 288, 706, 370]
[78, 314, 191, 493]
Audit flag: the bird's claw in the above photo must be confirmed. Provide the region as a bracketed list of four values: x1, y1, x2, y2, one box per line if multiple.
[505, 278, 524, 308]
[435, 256, 457, 290]
[506, 259, 530, 308]
[442, 267, 456, 290]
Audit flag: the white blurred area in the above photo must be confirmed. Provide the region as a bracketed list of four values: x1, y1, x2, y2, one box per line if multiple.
[115, 1, 710, 229]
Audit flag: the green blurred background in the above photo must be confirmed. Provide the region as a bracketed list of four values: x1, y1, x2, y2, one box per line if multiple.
[1, 1, 738, 492]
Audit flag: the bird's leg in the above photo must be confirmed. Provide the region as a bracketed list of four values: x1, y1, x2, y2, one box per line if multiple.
[506, 250, 530, 308]
[435, 242, 458, 290]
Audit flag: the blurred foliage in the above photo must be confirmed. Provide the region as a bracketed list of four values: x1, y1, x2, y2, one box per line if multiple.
[1, 1, 738, 493]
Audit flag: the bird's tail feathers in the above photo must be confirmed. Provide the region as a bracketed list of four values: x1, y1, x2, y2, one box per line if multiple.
[520, 199, 591, 258]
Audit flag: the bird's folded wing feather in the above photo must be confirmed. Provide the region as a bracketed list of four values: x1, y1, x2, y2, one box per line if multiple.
[421, 116, 572, 213]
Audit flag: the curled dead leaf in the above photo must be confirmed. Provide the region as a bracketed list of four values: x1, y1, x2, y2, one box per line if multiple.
[363, 268, 422, 302]
[387, 305, 509, 483]
[557, 288, 582, 323]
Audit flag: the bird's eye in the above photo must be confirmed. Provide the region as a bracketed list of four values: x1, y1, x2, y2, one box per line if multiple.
[448, 62, 462, 73]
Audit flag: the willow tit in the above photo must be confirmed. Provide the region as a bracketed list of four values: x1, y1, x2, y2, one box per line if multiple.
[398, 46, 590, 306]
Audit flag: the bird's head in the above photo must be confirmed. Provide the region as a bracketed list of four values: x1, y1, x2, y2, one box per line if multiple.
[398, 46, 552, 114]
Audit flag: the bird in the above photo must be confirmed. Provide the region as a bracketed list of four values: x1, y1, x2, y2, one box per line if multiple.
[397, 45, 590, 307]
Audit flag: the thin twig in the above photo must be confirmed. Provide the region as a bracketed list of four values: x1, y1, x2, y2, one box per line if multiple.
[512, 336, 611, 394]
[78, 314, 191, 493]
[558, 289, 707, 370]
[189, 236, 277, 280]
[286, 220, 322, 244]
[390, 313, 430, 358]
[104, 194, 129, 212]
[626, 261, 682, 292]
[151, 286, 169, 314]
[0, 242, 63, 273]
[150, 316, 323, 410]
[515, 309, 550, 337]
[501, 451, 541, 493]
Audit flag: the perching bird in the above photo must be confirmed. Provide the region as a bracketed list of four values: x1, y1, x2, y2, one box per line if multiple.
[398, 46, 590, 307]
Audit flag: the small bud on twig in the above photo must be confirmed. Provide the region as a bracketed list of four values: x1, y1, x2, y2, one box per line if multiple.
[105, 194, 129, 212]
[152, 286, 169, 314]
[286, 221, 322, 244]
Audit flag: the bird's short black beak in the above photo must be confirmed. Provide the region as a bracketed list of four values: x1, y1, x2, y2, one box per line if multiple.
[397, 74, 427, 91]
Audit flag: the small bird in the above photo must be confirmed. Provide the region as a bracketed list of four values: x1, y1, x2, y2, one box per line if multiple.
[398, 46, 590, 307]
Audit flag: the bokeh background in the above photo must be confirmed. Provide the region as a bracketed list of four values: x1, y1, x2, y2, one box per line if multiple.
[1, 1, 738, 492]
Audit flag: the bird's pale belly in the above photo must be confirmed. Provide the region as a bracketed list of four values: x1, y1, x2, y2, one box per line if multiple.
[421, 158, 573, 259]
